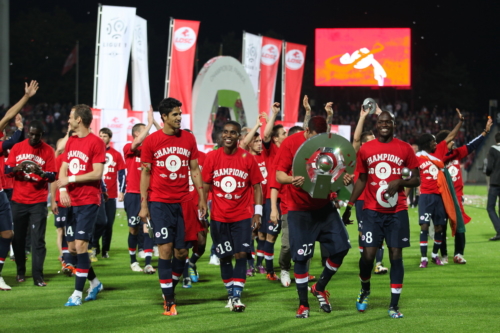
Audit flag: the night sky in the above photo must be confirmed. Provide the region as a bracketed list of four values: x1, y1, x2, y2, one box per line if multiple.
[8, 0, 500, 109]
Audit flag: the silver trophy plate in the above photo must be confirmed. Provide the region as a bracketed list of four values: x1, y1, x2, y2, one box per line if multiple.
[362, 98, 377, 115]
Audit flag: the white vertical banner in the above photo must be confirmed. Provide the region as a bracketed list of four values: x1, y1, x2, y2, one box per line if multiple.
[101, 109, 128, 143]
[131, 15, 151, 112]
[242, 32, 262, 98]
[94, 5, 136, 109]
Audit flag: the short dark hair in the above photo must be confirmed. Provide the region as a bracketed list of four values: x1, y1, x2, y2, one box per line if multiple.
[131, 123, 145, 138]
[417, 133, 435, 152]
[73, 104, 93, 128]
[29, 120, 44, 133]
[253, 132, 260, 138]
[496, 132, 500, 143]
[271, 124, 284, 139]
[158, 97, 182, 118]
[99, 127, 113, 139]
[288, 126, 303, 136]
[360, 131, 374, 143]
[435, 130, 450, 144]
[223, 120, 242, 134]
[308, 116, 328, 134]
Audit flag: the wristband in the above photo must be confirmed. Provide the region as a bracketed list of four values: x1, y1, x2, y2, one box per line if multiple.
[484, 129, 490, 134]
[59, 188, 67, 192]
[347, 201, 355, 207]
[254, 204, 263, 216]
[69, 175, 76, 183]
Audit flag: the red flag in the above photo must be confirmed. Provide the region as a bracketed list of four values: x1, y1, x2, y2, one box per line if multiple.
[166, 19, 200, 130]
[283, 42, 307, 122]
[258, 37, 282, 115]
[62, 45, 77, 75]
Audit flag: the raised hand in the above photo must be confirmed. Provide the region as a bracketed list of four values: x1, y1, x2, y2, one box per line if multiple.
[272, 102, 280, 115]
[25, 80, 39, 98]
[325, 102, 334, 115]
[303, 95, 311, 113]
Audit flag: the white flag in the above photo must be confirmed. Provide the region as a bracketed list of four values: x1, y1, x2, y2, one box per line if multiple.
[242, 32, 262, 98]
[94, 5, 136, 109]
[131, 16, 151, 112]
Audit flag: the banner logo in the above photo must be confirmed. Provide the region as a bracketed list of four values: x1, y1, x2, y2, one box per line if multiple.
[286, 49, 305, 70]
[246, 43, 258, 64]
[261, 44, 279, 66]
[106, 19, 127, 40]
[174, 27, 197, 52]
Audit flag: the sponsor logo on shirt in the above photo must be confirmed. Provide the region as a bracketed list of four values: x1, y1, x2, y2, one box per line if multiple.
[170, 173, 178, 180]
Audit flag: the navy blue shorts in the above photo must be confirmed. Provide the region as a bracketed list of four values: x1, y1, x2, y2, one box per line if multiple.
[66, 205, 99, 242]
[124, 193, 141, 227]
[361, 209, 410, 248]
[418, 194, 447, 226]
[210, 219, 252, 258]
[0, 191, 13, 232]
[259, 198, 281, 236]
[288, 203, 351, 261]
[149, 201, 190, 249]
[54, 206, 70, 228]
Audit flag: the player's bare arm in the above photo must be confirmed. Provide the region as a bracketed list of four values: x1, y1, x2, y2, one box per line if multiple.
[269, 187, 280, 225]
[50, 182, 59, 215]
[252, 183, 263, 231]
[443, 108, 465, 144]
[57, 162, 71, 207]
[0, 81, 39, 132]
[325, 102, 334, 125]
[385, 167, 420, 197]
[239, 115, 262, 149]
[189, 159, 207, 218]
[138, 162, 151, 222]
[353, 106, 370, 152]
[342, 173, 368, 225]
[131, 107, 155, 151]
[303, 95, 312, 129]
[263, 102, 280, 143]
[276, 170, 305, 187]
[58, 163, 104, 187]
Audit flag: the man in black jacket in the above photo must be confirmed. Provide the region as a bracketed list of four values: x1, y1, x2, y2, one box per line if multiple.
[486, 132, 500, 241]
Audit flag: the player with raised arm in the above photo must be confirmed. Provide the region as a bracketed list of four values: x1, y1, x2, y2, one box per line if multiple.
[276, 116, 351, 319]
[435, 117, 493, 263]
[57, 104, 106, 306]
[202, 120, 263, 312]
[0, 81, 38, 290]
[343, 111, 420, 319]
[139, 98, 206, 316]
[415, 108, 464, 268]
[123, 107, 160, 273]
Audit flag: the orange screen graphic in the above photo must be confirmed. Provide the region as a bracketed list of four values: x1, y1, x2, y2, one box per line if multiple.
[315, 28, 411, 87]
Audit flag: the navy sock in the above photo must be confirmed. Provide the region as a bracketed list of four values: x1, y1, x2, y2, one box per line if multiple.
[75, 253, 90, 292]
[316, 250, 347, 292]
[420, 229, 428, 258]
[263, 241, 275, 274]
[375, 246, 384, 263]
[432, 232, 443, 256]
[294, 260, 309, 307]
[256, 239, 265, 266]
[143, 231, 154, 266]
[358, 256, 373, 292]
[128, 233, 138, 264]
[0, 237, 11, 274]
[183, 257, 190, 278]
[233, 258, 247, 298]
[172, 257, 185, 290]
[389, 258, 404, 308]
[158, 258, 173, 301]
[220, 259, 233, 297]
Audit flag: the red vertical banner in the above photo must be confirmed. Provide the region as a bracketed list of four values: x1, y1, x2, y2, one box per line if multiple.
[283, 42, 306, 122]
[166, 19, 200, 130]
[127, 110, 144, 142]
[90, 108, 102, 135]
[258, 37, 282, 115]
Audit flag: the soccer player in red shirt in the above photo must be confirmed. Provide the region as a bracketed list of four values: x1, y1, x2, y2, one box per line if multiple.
[0, 81, 38, 291]
[202, 120, 263, 312]
[434, 117, 493, 264]
[6, 120, 56, 286]
[276, 116, 351, 319]
[415, 109, 464, 268]
[123, 108, 160, 273]
[139, 98, 207, 316]
[98, 127, 126, 258]
[57, 104, 106, 306]
[256, 103, 285, 278]
[343, 111, 420, 319]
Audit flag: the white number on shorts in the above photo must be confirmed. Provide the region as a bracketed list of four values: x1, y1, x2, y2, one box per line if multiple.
[129, 216, 140, 226]
[161, 227, 169, 239]
[217, 241, 233, 255]
[365, 231, 373, 244]
[65, 226, 74, 237]
[272, 223, 279, 233]
[302, 243, 313, 256]
[423, 213, 431, 222]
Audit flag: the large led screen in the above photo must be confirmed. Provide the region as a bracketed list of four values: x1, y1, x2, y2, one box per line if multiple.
[315, 28, 411, 87]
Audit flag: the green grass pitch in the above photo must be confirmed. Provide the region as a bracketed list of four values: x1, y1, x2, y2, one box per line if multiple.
[2, 185, 498, 333]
